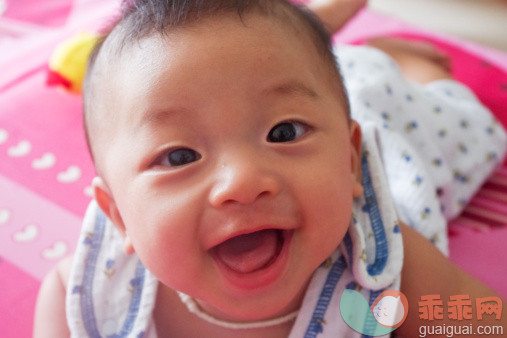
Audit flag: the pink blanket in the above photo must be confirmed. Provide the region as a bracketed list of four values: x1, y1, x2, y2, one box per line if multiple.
[1, 1, 506, 336]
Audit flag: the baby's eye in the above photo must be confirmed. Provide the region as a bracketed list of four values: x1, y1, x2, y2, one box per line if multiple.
[160, 148, 201, 167]
[267, 121, 309, 143]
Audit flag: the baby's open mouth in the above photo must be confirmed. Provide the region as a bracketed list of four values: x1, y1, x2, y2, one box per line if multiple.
[211, 229, 284, 274]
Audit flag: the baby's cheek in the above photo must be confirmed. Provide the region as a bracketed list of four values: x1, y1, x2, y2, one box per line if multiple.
[128, 214, 197, 267]
[139, 235, 202, 288]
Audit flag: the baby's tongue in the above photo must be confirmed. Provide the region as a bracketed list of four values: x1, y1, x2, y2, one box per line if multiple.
[214, 230, 279, 274]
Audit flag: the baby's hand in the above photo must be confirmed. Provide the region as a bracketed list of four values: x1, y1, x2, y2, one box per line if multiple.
[308, 0, 368, 33]
[309, 0, 368, 11]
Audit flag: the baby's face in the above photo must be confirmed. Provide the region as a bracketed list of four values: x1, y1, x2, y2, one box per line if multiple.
[93, 13, 362, 321]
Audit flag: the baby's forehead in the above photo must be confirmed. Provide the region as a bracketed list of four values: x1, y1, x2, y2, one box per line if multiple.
[93, 15, 321, 110]
[85, 10, 348, 172]
[90, 11, 331, 103]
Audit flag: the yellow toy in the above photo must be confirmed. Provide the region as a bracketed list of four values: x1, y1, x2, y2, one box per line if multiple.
[46, 32, 99, 94]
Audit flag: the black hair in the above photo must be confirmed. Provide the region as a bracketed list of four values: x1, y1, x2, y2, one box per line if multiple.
[83, 0, 349, 163]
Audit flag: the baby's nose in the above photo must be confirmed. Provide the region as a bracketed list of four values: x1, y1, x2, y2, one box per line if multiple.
[208, 154, 281, 207]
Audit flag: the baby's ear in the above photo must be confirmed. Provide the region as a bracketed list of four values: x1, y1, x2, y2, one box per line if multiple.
[92, 176, 135, 255]
[349, 120, 364, 197]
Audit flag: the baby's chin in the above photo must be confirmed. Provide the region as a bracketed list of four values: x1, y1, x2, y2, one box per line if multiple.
[196, 269, 309, 323]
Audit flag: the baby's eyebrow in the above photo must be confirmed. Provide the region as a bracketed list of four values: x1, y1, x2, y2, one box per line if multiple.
[262, 80, 319, 99]
[136, 81, 318, 129]
[137, 107, 190, 130]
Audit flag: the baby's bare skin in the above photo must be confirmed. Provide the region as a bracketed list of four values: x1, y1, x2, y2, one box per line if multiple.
[309, 0, 452, 84]
[367, 37, 453, 84]
[308, 0, 368, 32]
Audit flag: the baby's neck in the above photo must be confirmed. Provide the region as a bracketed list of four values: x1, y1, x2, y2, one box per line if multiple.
[153, 284, 295, 338]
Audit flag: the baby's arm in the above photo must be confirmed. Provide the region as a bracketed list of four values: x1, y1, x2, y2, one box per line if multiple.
[33, 255, 73, 338]
[397, 223, 506, 336]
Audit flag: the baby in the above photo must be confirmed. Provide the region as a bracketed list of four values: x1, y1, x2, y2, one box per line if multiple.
[35, 0, 507, 337]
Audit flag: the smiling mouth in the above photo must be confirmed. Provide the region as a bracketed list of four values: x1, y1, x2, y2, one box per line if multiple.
[211, 229, 285, 274]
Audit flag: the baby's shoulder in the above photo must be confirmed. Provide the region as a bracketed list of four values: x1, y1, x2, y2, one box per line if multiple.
[54, 254, 74, 288]
[33, 254, 74, 337]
